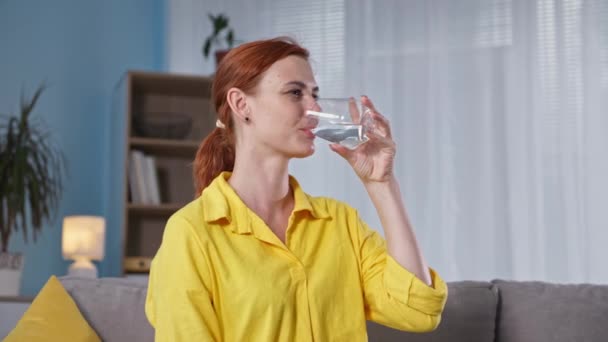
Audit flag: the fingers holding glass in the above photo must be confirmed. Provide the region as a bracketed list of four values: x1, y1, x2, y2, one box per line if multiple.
[364, 110, 391, 139]
[348, 97, 361, 123]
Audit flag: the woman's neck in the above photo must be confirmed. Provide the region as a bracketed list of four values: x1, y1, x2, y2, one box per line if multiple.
[228, 149, 293, 220]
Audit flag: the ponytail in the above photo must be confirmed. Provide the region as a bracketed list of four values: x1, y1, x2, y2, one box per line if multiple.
[193, 127, 235, 196]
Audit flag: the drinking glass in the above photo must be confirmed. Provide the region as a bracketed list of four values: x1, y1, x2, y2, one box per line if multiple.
[306, 98, 373, 150]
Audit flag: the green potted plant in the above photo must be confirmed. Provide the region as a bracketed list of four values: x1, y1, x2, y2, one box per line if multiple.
[0, 84, 67, 295]
[202, 13, 238, 67]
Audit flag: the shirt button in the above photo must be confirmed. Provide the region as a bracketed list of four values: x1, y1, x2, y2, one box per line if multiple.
[290, 267, 307, 282]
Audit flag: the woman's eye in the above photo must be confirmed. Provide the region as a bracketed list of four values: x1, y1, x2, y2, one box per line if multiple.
[289, 89, 303, 97]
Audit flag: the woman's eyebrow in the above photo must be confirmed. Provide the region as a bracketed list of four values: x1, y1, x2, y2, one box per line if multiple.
[284, 80, 319, 92]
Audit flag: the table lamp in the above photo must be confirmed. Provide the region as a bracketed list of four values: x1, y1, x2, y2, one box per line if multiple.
[62, 215, 105, 278]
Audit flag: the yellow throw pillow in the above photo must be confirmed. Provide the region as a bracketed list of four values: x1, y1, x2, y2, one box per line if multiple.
[4, 275, 101, 342]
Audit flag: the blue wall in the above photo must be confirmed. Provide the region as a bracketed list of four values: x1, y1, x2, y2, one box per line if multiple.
[0, 0, 165, 296]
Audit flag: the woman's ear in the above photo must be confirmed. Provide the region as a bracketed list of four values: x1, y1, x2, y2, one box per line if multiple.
[226, 87, 250, 123]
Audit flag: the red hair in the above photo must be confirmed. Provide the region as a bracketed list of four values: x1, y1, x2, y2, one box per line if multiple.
[193, 37, 310, 196]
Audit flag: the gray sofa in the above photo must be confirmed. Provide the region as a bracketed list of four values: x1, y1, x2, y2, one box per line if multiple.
[59, 276, 608, 342]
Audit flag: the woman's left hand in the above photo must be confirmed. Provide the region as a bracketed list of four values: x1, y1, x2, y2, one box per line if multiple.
[330, 96, 396, 184]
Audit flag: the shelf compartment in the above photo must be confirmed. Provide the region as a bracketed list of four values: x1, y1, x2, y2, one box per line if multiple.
[126, 215, 166, 260]
[130, 137, 199, 158]
[127, 154, 197, 205]
[129, 70, 213, 98]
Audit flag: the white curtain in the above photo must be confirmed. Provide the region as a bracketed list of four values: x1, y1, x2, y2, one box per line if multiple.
[168, 0, 608, 283]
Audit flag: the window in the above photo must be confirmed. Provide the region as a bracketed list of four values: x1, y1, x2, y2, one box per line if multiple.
[272, 0, 346, 97]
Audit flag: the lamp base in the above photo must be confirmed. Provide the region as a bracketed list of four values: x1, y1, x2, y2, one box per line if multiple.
[67, 259, 98, 278]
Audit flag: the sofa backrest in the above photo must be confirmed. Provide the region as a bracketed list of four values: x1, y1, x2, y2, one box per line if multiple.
[367, 281, 498, 342]
[60, 277, 497, 342]
[62, 276, 608, 342]
[60, 276, 154, 342]
[493, 280, 608, 342]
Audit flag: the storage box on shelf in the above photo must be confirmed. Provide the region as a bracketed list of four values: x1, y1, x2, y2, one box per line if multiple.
[119, 70, 214, 275]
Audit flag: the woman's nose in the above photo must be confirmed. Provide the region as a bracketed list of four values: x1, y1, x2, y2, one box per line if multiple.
[306, 97, 321, 112]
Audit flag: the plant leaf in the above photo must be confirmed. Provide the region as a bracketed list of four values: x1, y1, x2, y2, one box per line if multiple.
[203, 39, 212, 58]
[227, 30, 234, 47]
[0, 83, 66, 252]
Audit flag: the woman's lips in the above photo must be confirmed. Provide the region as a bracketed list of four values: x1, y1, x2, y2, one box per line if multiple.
[300, 128, 315, 139]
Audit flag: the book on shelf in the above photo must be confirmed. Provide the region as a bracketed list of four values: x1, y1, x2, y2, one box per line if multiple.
[128, 150, 161, 205]
[128, 150, 145, 203]
[144, 155, 161, 204]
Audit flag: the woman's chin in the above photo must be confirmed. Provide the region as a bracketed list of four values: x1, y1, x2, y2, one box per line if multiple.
[292, 143, 316, 158]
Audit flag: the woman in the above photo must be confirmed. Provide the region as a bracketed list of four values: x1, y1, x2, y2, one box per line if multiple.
[145, 37, 447, 341]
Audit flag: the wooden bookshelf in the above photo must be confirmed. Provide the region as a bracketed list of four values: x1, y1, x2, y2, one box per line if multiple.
[116, 70, 214, 276]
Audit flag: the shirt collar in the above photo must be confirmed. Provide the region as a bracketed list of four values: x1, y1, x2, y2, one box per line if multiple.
[200, 171, 330, 234]
[289, 175, 330, 219]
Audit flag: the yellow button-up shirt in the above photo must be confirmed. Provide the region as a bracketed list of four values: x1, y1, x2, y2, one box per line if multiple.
[145, 172, 447, 341]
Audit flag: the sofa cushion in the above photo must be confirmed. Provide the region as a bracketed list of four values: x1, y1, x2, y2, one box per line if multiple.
[5, 275, 101, 342]
[59, 276, 154, 342]
[367, 281, 497, 342]
[494, 280, 608, 342]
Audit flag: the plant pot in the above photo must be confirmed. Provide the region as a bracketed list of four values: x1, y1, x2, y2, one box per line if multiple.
[0, 252, 24, 296]
[215, 49, 230, 68]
